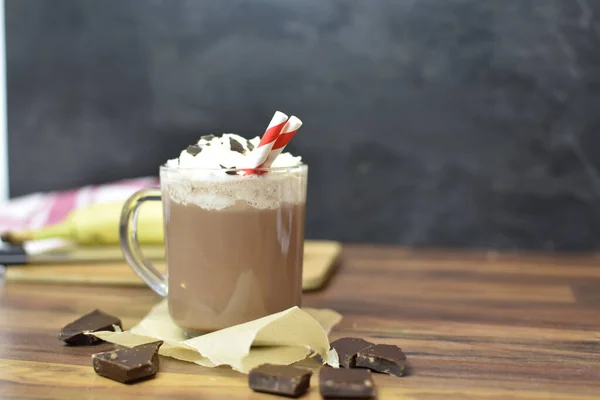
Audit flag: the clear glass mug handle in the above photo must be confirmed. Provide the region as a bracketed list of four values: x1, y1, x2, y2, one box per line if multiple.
[119, 188, 167, 297]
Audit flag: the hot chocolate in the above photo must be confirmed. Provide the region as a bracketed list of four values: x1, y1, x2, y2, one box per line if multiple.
[161, 131, 306, 332]
[162, 166, 306, 332]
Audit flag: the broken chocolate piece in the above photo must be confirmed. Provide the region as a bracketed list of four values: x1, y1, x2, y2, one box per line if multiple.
[319, 368, 375, 399]
[330, 337, 374, 368]
[186, 144, 202, 156]
[229, 137, 245, 154]
[92, 341, 163, 384]
[249, 364, 312, 398]
[59, 309, 122, 346]
[200, 134, 215, 141]
[247, 139, 255, 151]
[356, 344, 407, 377]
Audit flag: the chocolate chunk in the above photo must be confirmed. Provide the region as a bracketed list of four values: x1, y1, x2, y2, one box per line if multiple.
[92, 341, 163, 384]
[59, 309, 122, 346]
[319, 368, 375, 399]
[330, 337, 374, 368]
[229, 137, 245, 154]
[356, 344, 407, 377]
[186, 144, 202, 156]
[246, 139, 255, 151]
[249, 364, 312, 398]
[200, 134, 215, 141]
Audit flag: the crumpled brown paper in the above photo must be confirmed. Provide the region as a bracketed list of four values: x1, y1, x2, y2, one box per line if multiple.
[93, 300, 341, 373]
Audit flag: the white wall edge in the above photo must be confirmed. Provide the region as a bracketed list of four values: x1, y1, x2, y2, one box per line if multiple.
[0, 0, 8, 202]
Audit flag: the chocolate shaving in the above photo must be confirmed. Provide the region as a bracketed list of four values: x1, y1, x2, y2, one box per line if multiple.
[229, 138, 245, 154]
[200, 134, 215, 141]
[220, 164, 238, 175]
[246, 140, 255, 151]
[186, 144, 202, 156]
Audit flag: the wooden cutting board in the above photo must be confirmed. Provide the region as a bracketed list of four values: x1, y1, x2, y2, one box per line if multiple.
[2, 240, 341, 291]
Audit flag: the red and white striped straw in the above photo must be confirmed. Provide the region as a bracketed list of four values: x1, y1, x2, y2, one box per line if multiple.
[259, 116, 303, 168]
[245, 111, 288, 170]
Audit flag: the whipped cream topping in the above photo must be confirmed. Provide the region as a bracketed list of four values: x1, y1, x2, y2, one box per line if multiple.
[165, 133, 302, 170]
[162, 133, 306, 210]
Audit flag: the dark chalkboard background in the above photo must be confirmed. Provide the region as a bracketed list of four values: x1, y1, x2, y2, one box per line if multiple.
[6, 0, 600, 250]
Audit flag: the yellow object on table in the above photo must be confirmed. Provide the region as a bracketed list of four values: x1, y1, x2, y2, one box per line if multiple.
[2, 200, 164, 245]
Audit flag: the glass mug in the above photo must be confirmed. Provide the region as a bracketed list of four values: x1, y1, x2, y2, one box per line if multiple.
[120, 164, 308, 333]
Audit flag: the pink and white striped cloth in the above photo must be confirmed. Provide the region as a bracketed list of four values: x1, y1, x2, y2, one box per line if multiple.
[0, 177, 159, 233]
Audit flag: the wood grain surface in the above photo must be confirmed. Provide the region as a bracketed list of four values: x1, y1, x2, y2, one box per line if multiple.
[1, 245, 600, 399]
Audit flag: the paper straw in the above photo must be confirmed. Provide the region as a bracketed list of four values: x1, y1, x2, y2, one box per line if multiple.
[245, 111, 288, 170]
[259, 116, 302, 169]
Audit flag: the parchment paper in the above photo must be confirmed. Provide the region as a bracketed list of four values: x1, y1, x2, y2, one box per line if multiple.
[93, 300, 341, 373]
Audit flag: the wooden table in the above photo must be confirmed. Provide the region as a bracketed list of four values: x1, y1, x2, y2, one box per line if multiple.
[1, 245, 599, 399]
